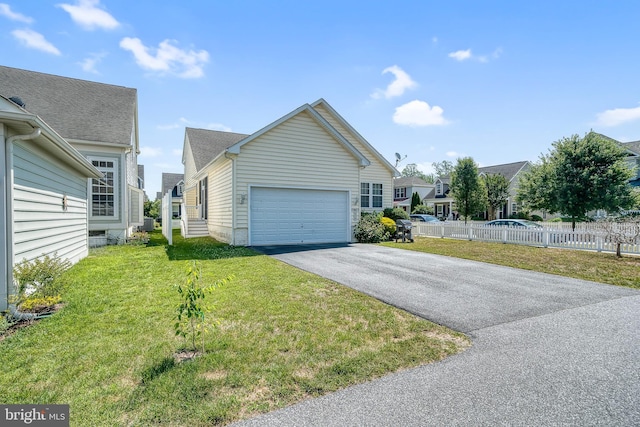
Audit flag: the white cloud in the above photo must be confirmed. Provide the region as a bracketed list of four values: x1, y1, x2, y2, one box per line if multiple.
[158, 117, 230, 132]
[392, 100, 449, 127]
[57, 0, 119, 30]
[448, 49, 472, 61]
[594, 105, 640, 127]
[371, 65, 418, 99]
[205, 123, 232, 132]
[140, 146, 163, 158]
[11, 29, 61, 55]
[0, 3, 33, 23]
[79, 52, 106, 74]
[120, 37, 209, 78]
[449, 47, 502, 63]
[446, 151, 459, 158]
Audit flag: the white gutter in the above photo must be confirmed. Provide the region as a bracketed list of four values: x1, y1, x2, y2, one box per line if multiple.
[4, 128, 41, 309]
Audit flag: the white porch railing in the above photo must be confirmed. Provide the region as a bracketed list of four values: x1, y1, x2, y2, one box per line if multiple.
[184, 204, 201, 220]
[411, 222, 640, 256]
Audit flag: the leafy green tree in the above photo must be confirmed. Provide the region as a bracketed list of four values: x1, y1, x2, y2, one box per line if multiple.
[144, 199, 160, 219]
[401, 163, 432, 182]
[410, 192, 421, 213]
[517, 132, 635, 230]
[450, 157, 487, 224]
[432, 160, 454, 177]
[482, 173, 510, 220]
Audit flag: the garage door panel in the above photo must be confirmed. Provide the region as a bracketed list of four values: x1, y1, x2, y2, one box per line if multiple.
[250, 187, 349, 245]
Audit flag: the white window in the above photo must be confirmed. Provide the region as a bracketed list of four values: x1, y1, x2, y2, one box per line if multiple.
[361, 183, 383, 208]
[360, 182, 370, 208]
[372, 183, 383, 208]
[90, 158, 118, 218]
[436, 181, 442, 195]
[511, 203, 518, 216]
[394, 187, 406, 199]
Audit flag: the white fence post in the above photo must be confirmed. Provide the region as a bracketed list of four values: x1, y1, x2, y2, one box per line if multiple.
[409, 221, 639, 256]
[162, 191, 172, 245]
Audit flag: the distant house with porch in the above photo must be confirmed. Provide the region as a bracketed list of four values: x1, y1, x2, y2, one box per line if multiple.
[424, 161, 531, 220]
[393, 176, 435, 212]
[161, 172, 184, 226]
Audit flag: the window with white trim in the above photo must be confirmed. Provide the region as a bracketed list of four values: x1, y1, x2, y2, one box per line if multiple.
[436, 181, 442, 195]
[511, 202, 518, 216]
[394, 187, 406, 199]
[90, 158, 118, 218]
[361, 183, 383, 208]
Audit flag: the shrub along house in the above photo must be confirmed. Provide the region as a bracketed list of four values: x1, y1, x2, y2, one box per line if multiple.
[0, 66, 143, 247]
[181, 99, 398, 245]
[1, 95, 102, 310]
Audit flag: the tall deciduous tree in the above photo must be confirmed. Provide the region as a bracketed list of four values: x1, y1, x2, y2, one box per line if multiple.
[410, 192, 421, 213]
[450, 157, 487, 224]
[482, 173, 510, 220]
[432, 160, 454, 178]
[517, 132, 635, 230]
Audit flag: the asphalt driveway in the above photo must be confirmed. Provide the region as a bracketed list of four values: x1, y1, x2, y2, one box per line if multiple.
[233, 243, 640, 426]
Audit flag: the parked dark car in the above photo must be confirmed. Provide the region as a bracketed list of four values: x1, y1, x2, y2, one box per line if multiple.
[410, 214, 440, 223]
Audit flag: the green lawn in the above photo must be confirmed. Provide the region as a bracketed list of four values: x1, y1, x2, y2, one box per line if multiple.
[383, 237, 640, 289]
[0, 231, 469, 426]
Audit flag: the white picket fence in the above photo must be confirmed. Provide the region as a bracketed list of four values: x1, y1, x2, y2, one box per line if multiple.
[411, 222, 640, 255]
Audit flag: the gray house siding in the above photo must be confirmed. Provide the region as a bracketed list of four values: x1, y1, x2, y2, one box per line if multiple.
[12, 140, 90, 265]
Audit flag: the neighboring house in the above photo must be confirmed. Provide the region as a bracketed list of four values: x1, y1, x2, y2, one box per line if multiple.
[1, 95, 102, 310]
[161, 172, 184, 220]
[0, 66, 143, 246]
[595, 133, 640, 187]
[424, 161, 531, 219]
[182, 99, 398, 245]
[393, 176, 435, 212]
[137, 164, 147, 199]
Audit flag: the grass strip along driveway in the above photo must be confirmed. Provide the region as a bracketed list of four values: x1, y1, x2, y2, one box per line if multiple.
[0, 231, 468, 426]
[383, 237, 640, 289]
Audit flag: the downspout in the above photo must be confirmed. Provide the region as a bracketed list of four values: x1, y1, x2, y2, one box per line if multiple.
[225, 151, 237, 245]
[6, 128, 42, 320]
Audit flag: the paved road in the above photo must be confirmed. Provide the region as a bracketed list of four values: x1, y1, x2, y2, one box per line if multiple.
[233, 244, 640, 426]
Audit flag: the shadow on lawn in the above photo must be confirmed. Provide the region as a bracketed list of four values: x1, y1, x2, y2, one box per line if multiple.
[148, 230, 260, 261]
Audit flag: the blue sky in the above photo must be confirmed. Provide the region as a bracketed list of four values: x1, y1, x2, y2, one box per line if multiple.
[2, 1, 640, 198]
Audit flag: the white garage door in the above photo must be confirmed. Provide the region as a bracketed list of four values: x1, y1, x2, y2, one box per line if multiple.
[250, 187, 350, 245]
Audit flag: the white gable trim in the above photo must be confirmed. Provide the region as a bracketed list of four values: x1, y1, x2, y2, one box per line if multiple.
[311, 98, 400, 177]
[226, 103, 370, 167]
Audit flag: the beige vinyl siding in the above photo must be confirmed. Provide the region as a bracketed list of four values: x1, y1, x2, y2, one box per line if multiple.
[183, 137, 198, 188]
[12, 141, 89, 264]
[313, 105, 394, 210]
[207, 158, 234, 242]
[234, 111, 359, 243]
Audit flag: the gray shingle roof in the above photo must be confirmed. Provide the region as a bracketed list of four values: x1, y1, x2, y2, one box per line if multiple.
[478, 161, 529, 182]
[393, 176, 430, 187]
[0, 65, 137, 145]
[621, 140, 640, 156]
[161, 173, 184, 194]
[185, 127, 249, 172]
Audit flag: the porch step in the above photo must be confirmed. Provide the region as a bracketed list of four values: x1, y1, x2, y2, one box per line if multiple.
[186, 219, 208, 237]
